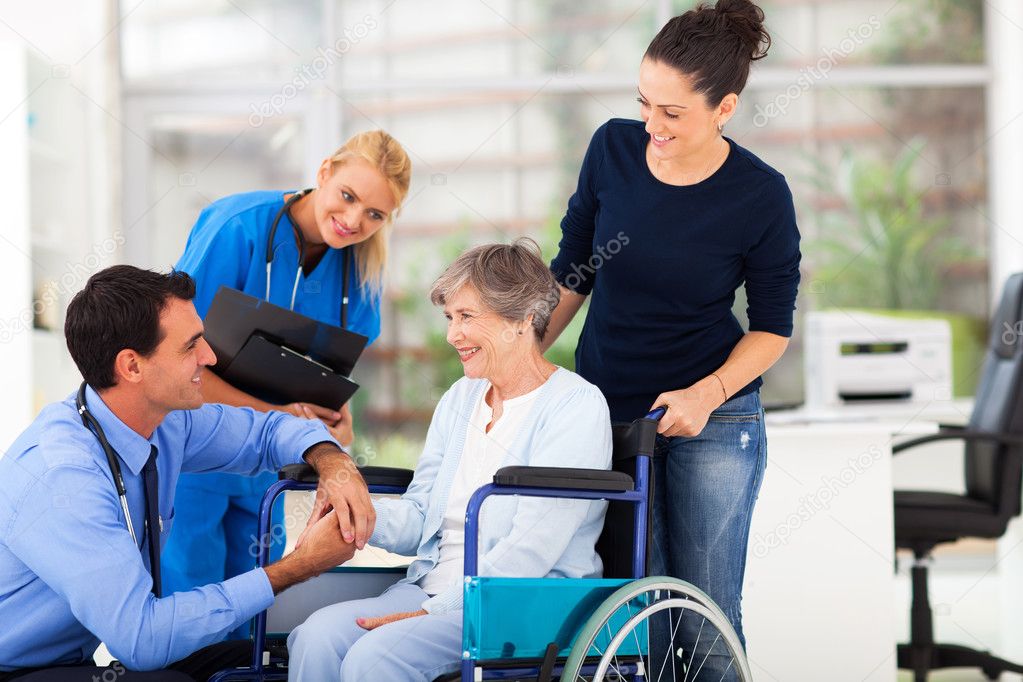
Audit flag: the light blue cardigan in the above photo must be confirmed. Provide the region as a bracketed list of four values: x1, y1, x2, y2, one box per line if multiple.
[368, 368, 613, 614]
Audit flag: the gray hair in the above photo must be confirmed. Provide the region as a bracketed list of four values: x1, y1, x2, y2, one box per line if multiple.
[429, 238, 561, 342]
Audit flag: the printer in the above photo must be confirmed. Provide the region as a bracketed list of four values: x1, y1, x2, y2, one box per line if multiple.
[804, 311, 952, 408]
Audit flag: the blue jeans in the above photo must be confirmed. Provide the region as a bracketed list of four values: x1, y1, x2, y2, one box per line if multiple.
[647, 389, 767, 680]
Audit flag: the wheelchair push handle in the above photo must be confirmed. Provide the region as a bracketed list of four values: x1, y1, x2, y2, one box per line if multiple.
[646, 405, 667, 421]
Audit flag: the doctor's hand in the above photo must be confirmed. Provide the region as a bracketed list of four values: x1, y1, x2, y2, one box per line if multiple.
[264, 508, 356, 593]
[651, 375, 728, 438]
[298, 442, 375, 550]
[357, 610, 428, 631]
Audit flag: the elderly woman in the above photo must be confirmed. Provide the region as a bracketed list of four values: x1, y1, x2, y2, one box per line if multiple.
[287, 238, 613, 681]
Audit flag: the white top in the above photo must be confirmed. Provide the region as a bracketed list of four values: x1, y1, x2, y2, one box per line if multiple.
[418, 380, 544, 596]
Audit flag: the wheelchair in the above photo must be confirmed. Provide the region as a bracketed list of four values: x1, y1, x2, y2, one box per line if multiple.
[211, 410, 752, 681]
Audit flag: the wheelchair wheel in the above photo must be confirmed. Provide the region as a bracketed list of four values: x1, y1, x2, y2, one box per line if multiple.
[561, 576, 752, 681]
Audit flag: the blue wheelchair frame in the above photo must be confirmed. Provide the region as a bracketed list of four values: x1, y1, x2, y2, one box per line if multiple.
[211, 408, 663, 682]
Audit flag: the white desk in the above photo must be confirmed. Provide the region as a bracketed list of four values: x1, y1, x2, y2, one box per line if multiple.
[743, 403, 972, 682]
[744, 421, 902, 681]
[740, 402, 977, 678]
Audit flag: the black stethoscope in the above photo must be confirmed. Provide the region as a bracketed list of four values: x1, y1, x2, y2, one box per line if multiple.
[75, 383, 152, 548]
[265, 188, 352, 329]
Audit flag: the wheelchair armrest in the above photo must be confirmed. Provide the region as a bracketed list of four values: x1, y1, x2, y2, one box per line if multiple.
[279, 463, 318, 482]
[892, 429, 1023, 454]
[492, 466, 634, 493]
[360, 466, 415, 488]
[278, 463, 414, 488]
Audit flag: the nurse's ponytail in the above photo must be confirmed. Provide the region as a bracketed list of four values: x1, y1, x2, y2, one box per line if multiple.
[327, 130, 412, 296]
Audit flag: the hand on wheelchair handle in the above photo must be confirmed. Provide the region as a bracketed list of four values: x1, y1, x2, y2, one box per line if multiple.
[651, 376, 726, 438]
[357, 609, 428, 631]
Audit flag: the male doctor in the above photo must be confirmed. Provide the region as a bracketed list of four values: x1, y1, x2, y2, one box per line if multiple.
[0, 265, 374, 681]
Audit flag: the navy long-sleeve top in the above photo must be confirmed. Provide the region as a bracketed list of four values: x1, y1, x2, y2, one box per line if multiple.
[551, 118, 801, 421]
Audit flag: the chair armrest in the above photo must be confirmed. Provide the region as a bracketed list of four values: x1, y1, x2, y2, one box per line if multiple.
[893, 430, 1023, 454]
[279, 463, 318, 482]
[279, 463, 414, 488]
[492, 466, 634, 493]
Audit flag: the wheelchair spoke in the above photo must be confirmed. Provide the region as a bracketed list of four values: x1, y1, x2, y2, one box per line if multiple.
[562, 581, 751, 682]
[654, 600, 688, 682]
[691, 633, 724, 678]
[715, 656, 736, 682]
[624, 601, 645, 682]
[601, 618, 627, 681]
[671, 605, 681, 682]
[603, 621, 621, 678]
[683, 616, 706, 682]
[690, 630, 723, 681]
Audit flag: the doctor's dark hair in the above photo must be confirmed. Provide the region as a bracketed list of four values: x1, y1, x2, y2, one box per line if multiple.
[645, 0, 771, 107]
[65, 265, 196, 390]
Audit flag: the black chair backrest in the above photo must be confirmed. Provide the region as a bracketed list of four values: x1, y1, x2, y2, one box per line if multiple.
[965, 272, 1023, 518]
[596, 417, 660, 579]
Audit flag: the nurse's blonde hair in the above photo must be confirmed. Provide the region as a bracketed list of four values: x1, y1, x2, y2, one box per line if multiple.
[326, 130, 412, 296]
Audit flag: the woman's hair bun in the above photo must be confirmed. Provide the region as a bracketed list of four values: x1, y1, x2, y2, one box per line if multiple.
[644, 0, 771, 105]
[713, 0, 771, 61]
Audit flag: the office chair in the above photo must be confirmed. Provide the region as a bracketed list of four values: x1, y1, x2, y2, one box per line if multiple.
[893, 272, 1023, 681]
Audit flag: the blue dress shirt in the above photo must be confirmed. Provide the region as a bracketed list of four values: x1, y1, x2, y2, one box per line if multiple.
[0, 386, 334, 672]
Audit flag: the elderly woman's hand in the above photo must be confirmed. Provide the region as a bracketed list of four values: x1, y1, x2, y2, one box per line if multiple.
[651, 375, 728, 437]
[357, 609, 428, 630]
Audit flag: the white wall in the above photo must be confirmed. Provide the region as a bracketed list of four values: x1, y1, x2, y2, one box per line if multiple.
[0, 0, 116, 449]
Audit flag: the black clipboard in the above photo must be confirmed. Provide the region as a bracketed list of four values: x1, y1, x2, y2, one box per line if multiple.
[203, 286, 368, 408]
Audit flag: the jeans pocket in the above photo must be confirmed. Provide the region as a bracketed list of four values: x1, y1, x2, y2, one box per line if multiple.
[707, 412, 760, 423]
[708, 390, 762, 423]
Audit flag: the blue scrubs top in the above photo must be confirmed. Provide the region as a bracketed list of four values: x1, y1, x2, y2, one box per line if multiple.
[173, 190, 380, 498]
[176, 190, 381, 341]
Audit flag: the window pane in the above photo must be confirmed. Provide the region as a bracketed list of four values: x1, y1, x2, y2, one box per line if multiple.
[670, 0, 984, 66]
[139, 113, 306, 268]
[731, 83, 988, 404]
[336, 0, 656, 82]
[121, 0, 321, 82]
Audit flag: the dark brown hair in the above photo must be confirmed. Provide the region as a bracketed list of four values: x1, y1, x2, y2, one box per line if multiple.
[65, 265, 196, 389]
[644, 0, 771, 107]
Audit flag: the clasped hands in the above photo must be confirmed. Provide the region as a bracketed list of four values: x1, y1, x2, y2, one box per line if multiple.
[283, 401, 354, 448]
[296, 444, 424, 630]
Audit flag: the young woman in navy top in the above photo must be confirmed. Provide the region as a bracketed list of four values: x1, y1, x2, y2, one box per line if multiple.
[546, 1, 800, 675]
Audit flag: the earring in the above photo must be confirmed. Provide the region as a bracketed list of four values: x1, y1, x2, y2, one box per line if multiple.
[717, 121, 724, 133]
